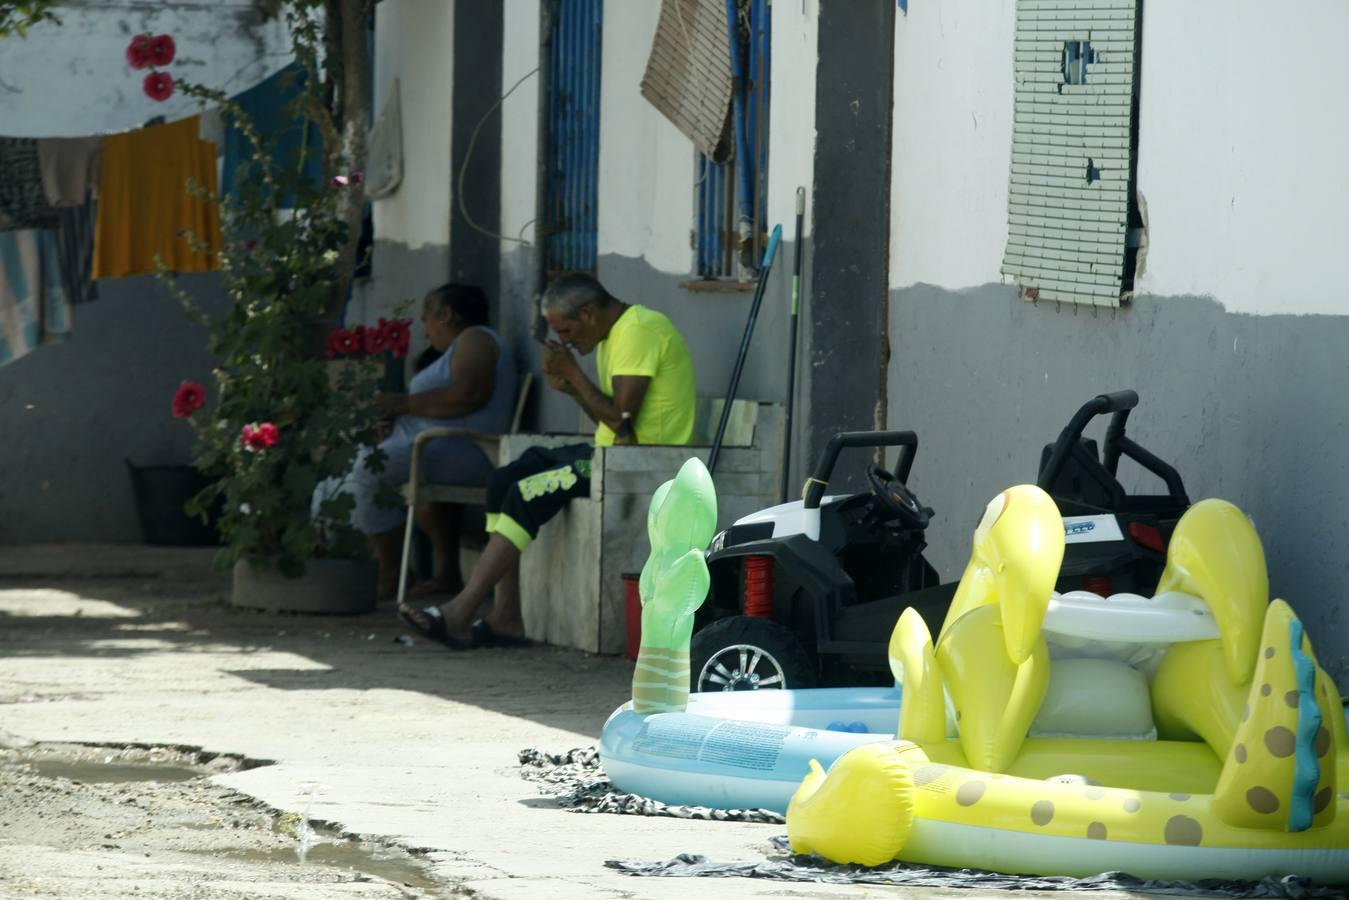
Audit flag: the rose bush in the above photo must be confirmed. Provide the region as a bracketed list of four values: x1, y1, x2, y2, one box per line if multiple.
[152, 23, 404, 576]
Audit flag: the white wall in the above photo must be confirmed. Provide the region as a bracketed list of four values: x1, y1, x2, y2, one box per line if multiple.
[598, 0, 821, 273]
[0, 1, 291, 137]
[888, 0, 1016, 291]
[597, 0, 695, 275]
[500, 0, 542, 251]
[372, 0, 455, 250]
[766, 0, 818, 239]
[1134, 0, 1349, 316]
[888, 0, 1349, 319]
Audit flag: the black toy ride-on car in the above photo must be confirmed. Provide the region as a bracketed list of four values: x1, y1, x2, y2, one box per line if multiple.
[687, 389, 1191, 693]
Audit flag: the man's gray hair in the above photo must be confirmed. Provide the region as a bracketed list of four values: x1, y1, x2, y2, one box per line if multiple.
[541, 272, 616, 320]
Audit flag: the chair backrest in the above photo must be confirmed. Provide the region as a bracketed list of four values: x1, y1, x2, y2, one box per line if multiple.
[509, 372, 534, 435]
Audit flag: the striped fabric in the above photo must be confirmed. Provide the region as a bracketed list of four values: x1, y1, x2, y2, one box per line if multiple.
[0, 228, 71, 367]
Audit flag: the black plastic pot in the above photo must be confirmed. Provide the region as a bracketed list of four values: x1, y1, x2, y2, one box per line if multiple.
[125, 461, 222, 546]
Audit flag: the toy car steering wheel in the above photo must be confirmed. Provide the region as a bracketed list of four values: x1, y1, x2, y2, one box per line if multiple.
[866, 463, 932, 530]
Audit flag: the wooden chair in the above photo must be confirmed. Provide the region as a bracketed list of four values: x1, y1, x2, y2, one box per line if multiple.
[394, 372, 534, 608]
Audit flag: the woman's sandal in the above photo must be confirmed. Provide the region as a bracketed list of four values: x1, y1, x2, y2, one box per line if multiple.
[397, 605, 472, 650]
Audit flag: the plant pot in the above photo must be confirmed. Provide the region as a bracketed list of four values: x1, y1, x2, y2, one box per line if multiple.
[125, 461, 222, 546]
[231, 557, 377, 615]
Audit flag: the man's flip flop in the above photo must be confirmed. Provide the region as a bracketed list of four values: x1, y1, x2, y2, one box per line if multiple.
[397, 605, 471, 650]
[471, 618, 531, 648]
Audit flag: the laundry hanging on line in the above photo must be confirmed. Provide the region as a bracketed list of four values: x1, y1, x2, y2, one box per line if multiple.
[221, 63, 324, 207]
[0, 228, 71, 367]
[0, 135, 100, 307]
[94, 116, 222, 280]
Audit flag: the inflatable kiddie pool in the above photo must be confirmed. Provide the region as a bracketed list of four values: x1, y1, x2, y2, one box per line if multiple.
[600, 589, 1226, 814]
[603, 463, 1349, 883]
[600, 686, 899, 811]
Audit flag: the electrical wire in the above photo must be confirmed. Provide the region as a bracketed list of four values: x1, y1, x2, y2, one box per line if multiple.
[456, 66, 540, 245]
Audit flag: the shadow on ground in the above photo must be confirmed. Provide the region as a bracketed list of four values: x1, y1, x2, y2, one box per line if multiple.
[0, 545, 634, 740]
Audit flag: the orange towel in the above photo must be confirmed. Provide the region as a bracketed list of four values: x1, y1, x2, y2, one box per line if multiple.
[93, 116, 221, 279]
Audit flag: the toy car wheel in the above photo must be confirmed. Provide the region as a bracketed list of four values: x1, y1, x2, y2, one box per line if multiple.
[689, 616, 816, 692]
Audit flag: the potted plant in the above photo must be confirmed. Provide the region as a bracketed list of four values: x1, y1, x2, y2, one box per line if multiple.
[143, 20, 409, 612]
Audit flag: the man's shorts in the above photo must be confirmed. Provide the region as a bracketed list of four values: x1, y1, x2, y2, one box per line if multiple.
[485, 443, 593, 552]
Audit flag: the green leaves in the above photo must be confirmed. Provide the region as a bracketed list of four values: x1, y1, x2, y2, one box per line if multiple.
[0, 1, 60, 38]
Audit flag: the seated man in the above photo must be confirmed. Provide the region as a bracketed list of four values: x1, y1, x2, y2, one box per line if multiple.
[398, 272, 696, 647]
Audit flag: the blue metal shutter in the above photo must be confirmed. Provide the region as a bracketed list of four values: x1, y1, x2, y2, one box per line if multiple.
[545, 0, 603, 273]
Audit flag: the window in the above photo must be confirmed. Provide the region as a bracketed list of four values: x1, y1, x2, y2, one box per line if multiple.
[694, 0, 770, 281]
[543, 0, 603, 274]
[1002, 0, 1143, 307]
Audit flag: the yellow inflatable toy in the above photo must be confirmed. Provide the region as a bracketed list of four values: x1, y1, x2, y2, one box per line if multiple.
[788, 485, 1349, 883]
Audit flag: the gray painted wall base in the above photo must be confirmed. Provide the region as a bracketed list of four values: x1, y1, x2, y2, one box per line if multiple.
[888, 283, 1349, 686]
[0, 274, 229, 543]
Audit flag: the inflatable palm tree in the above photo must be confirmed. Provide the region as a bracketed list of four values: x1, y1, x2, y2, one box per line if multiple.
[630, 457, 718, 715]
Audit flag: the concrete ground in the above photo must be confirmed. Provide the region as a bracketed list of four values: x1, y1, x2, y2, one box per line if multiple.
[0, 545, 1139, 899]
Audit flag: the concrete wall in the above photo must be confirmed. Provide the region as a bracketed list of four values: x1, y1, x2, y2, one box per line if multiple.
[0, 0, 292, 137]
[0, 1, 291, 542]
[0, 275, 229, 542]
[492, 0, 819, 455]
[886, 0, 1349, 682]
[355, 0, 457, 350]
[0, 0, 463, 542]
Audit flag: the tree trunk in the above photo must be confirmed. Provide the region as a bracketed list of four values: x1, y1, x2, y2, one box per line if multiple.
[315, 0, 371, 336]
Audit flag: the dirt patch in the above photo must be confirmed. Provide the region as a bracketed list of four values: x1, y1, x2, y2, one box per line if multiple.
[0, 742, 455, 899]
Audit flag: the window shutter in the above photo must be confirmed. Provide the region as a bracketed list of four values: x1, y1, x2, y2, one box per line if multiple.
[1002, 0, 1142, 307]
[641, 0, 734, 163]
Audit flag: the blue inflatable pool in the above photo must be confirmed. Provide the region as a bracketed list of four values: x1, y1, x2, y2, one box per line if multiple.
[599, 687, 902, 813]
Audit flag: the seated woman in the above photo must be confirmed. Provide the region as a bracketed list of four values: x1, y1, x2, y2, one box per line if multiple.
[314, 283, 517, 600]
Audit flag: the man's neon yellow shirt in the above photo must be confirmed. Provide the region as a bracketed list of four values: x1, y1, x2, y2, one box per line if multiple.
[595, 305, 696, 447]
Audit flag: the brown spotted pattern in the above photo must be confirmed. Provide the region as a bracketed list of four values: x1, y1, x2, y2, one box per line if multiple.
[1164, 815, 1203, 846]
[1264, 726, 1296, 758]
[1246, 786, 1280, 814]
[955, 780, 986, 807]
[1030, 800, 1055, 826]
[1314, 726, 1331, 758]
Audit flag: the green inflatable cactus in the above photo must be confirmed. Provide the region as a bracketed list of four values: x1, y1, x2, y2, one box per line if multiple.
[631, 457, 718, 715]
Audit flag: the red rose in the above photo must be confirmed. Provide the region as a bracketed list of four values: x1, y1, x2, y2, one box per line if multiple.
[363, 323, 388, 355]
[383, 319, 411, 359]
[326, 328, 360, 358]
[143, 71, 175, 102]
[240, 423, 279, 452]
[126, 35, 152, 70]
[148, 34, 176, 67]
[172, 381, 206, 419]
